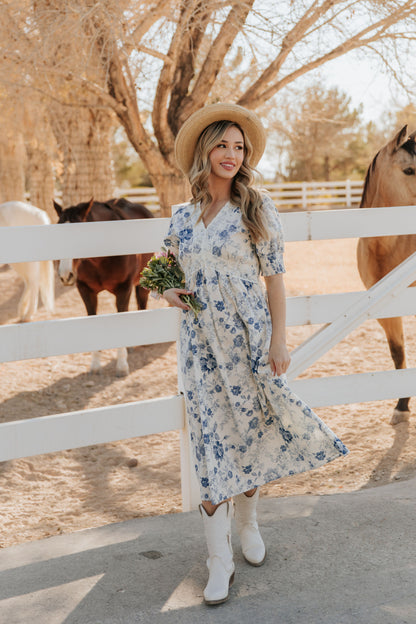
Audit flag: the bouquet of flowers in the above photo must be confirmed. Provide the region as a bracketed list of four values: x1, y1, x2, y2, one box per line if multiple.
[139, 248, 202, 318]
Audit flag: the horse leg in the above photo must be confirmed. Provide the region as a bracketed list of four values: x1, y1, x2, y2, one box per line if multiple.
[377, 316, 411, 424]
[135, 285, 150, 310]
[39, 260, 55, 314]
[77, 281, 101, 374]
[13, 262, 39, 322]
[135, 253, 151, 311]
[114, 283, 133, 377]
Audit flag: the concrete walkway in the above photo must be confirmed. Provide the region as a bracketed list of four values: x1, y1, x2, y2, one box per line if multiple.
[1, 478, 415, 624]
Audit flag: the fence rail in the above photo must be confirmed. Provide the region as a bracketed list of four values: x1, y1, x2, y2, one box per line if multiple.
[4, 205, 416, 265]
[28, 180, 364, 215]
[1, 205, 415, 510]
[117, 179, 364, 212]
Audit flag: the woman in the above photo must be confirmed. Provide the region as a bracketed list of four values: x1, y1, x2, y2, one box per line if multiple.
[163, 103, 348, 605]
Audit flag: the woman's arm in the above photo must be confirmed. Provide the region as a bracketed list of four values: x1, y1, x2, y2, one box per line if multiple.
[264, 273, 291, 376]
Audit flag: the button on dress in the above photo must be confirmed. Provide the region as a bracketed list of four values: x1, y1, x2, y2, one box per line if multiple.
[164, 195, 348, 504]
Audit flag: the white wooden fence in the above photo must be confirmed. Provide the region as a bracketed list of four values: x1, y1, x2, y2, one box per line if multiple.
[117, 179, 364, 213]
[1, 205, 416, 510]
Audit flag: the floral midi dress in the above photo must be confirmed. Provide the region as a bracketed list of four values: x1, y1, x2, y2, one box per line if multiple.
[164, 194, 348, 504]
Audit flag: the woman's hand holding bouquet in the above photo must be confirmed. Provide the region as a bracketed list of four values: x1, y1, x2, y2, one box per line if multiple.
[140, 248, 202, 318]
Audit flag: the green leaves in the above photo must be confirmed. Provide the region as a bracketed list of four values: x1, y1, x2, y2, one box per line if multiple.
[140, 248, 202, 318]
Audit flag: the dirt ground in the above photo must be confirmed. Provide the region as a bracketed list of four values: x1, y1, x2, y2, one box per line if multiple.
[1, 237, 415, 549]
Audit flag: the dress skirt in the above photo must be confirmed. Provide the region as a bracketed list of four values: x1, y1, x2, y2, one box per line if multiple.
[164, 196, 349, 504]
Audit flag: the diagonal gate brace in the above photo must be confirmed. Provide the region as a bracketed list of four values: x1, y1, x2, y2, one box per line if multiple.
[287, 250, 416, 381]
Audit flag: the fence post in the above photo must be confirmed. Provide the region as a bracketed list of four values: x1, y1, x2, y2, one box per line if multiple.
[177, 350, 201, 512]
[346, 179, 352, 207]
[302, 182, 307, 210]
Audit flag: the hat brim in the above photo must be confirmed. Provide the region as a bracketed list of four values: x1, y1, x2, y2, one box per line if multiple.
[174, 103, 266, 175]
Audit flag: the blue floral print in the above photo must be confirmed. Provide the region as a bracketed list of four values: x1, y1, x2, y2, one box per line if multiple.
[164, 195, 349, 504]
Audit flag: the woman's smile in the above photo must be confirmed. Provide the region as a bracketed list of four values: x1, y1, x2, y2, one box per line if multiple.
[220, 161, 237, 171]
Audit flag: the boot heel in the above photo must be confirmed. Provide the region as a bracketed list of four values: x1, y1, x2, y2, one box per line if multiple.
[204, 570, 235, 606]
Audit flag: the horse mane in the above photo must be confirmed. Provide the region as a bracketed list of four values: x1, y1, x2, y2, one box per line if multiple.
[401, 137, 416, 156]
[104, 197, 153, 220]
[360, 151, 380, 208]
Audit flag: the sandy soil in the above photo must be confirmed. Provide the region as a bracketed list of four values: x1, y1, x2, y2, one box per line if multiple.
[0, 237, 415, 549]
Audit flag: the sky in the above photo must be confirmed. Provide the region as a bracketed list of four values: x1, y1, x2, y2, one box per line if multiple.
[257, 49, 412, 178]
[321, 52, 408, 124]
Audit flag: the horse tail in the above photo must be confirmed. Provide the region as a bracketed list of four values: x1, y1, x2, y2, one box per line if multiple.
[39, 259, 55, 314]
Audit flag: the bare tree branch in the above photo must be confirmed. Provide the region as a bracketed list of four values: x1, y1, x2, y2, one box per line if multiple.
[238, 0, 416, 109]
[241, 0, 343, 101]
[167, 2, 213, 134]
[152, 0, 203, 157]
[130, 0, 172, 42]
[136, 43, 173, 64]
[177, 0, 255, 121]
[97, 34, 161, 163]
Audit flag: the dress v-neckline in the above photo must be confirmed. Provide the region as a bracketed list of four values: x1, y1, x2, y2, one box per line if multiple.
[201, 201, 229, 230]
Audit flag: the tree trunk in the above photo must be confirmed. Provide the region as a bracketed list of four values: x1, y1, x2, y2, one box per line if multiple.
[86, 109, 117, 202]
[0, 131, 26, 203]
[24, 99, 56, 219]
[323, 155, 330, 181]
[149, 171, 190, 216]
[304, 162, 313, 182]
[50, 106, 116, 206]
[26, 142, 56, 219]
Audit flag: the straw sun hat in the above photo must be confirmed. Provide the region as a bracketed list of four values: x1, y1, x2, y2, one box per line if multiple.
[174, 102, 266, 175]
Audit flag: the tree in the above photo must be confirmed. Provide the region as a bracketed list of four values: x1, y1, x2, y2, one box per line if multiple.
[0, 91, 26, 203]
[1, 1, 416, 214]
[24, 95, 56, 219]
[48, 105, 116, 206]
[31, 0, 117, 207]
[113, 132, 152, 188]
[0, 1, 117, 209]
[346, 120, 390, 179]
[388, 103, 416, 134]
[272, 84, 362, 181]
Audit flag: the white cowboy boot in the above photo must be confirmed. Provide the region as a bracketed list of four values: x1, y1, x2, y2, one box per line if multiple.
[233, 489, 266, 566]
[199, 501, 235, 605]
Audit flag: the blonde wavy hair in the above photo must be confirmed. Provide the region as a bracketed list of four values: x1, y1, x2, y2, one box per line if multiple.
[188, 121, 268, 242]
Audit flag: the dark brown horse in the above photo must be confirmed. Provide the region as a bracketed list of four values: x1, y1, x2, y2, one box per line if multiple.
[54, 197, 154, 376]
[357, 125, 416, 424]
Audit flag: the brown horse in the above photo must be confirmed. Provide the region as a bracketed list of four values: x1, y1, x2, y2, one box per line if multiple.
[54, 197, 154, 376]
[357, 125, 416, 424]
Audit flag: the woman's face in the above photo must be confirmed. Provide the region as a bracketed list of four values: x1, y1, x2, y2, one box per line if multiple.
[208, 125, 245, 181]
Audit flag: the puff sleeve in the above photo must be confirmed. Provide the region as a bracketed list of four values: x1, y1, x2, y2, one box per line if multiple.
[255, 195, 286, 276]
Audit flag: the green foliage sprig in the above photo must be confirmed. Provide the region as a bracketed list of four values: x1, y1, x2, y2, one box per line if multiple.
[140, 248, 202, 318]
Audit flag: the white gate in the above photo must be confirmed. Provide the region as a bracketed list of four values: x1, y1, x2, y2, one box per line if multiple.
[1, 206, 416, 510]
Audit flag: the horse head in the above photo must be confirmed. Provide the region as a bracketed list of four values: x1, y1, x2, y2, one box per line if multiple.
[361, 125, 416, 208]
[53, 198, 94, 223]
[53, 198, 95, 285]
